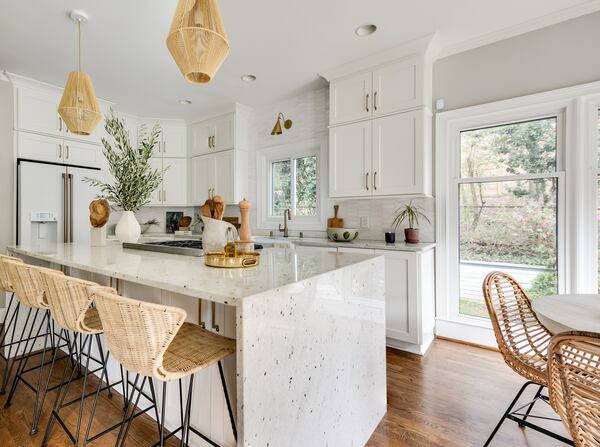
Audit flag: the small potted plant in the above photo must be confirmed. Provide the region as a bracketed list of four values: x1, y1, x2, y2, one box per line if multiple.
[84, 111, 165, 243]
[392, 201, 431, 244]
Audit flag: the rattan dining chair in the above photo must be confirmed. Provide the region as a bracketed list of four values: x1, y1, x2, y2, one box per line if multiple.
[2, 259, 73, 435]
[482, 271, 574, 446]
[0, 255, 24, 394]
[39, 271, 127, 447]
[548, 331, 600, 447]
[90, 287, 237, 447]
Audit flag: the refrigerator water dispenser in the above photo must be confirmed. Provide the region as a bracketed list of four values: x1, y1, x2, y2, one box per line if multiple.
[30, 211, 58, 244]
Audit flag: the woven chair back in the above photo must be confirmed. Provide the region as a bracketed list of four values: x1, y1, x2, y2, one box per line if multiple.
[4, 260, 62, 309]
[40, 270, 98, 333]
[548, 331, 600, 447]
[0, 255, 23, 292]
[482, 271, 552, 384]
[90, 286, 187, 379]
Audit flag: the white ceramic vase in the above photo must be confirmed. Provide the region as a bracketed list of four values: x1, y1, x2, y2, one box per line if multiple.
[201, 216, 237, 252]
[115, 211, 141, 243]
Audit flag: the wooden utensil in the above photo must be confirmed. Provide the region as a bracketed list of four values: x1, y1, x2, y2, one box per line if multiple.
[327, 205, 344, 228]
[200, 203, 212, 218]
[213, 195, 225, 220]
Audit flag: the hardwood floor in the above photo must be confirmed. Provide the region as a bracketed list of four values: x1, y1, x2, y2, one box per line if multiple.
[0, 338, 569, 446]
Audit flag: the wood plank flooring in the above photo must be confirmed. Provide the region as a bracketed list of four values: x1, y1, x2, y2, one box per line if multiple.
[0, 338, 570, 446]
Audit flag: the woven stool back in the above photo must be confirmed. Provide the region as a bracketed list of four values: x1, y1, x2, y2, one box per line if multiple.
[0, 255, 23, 293]
[90, 287, 187, 379]
[482, 271, 552, 384]
[40, 270, 99, 333]
[4, 260, 63, 309]
[548, 331, 600, 447]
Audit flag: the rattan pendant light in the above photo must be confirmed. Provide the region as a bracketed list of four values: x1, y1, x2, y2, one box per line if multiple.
[166, 0, 230, 84]
[57, 11, 102, 136]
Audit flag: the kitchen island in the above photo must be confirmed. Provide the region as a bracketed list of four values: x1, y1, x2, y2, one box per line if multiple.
[7, 242, 387, 447]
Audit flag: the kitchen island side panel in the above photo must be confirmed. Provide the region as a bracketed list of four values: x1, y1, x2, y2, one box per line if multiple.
[239, 256, 387, 447]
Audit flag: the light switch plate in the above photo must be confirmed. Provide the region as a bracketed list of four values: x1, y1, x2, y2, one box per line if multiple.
[360, 216, 370, 229]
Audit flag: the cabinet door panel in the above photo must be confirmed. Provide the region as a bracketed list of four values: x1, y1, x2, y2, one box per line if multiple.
[161, 124, 187, 157]
[162, 158, 187, 205]
[18, 132, 63, 164]
[213, 115, 234, 152]
[148, 158, 164, 205]
[213, 151, 234, 204]
[374, 250, 418, 344]
[190, 155, 213, 205]
[372, 110, 423, 196]
[329, 121, 371, 198]
[372, 58, 422, 116]
[17, 88, 62, 136]
[189, 122, 213, 157]
[63, 140, 101, 168]
[329, 72, 372, 125]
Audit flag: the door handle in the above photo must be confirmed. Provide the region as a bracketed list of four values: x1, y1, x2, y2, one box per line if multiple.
[374, 171, 377, 190]
[65, 145, 70, 160]
[62, 173, 68, 242]
[58, 144, 62, 159]
[163, 190, 166, 203]
[163, 141, 166, 153]
[374, 91, 378, 111]
[366, 93, 370, 112]
[208, 136, 211, 148]
[59, 117, 63, 132]
[68, 174, 73, 242]
[365, 172, 369, 191]
[211, 301, 220, 332]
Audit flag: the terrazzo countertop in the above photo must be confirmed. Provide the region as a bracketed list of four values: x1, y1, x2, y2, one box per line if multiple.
[7, 241, 379, 305]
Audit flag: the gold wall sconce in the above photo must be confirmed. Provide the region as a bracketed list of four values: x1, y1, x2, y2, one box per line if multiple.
[271, 113, 293, 135]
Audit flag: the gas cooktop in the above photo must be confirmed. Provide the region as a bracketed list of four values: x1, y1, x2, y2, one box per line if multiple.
[123, 239, 262, 257]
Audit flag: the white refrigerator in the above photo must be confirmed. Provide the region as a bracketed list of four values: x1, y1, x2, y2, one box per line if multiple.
[18, 160, 101, 245]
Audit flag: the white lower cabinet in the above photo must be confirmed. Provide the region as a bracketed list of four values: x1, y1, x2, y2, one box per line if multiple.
[338, 246, 435, 354]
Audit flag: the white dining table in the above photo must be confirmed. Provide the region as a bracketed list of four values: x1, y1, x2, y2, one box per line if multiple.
[532, 294, 600, 334]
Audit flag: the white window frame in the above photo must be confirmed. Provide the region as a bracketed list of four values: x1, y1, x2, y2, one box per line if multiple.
[257, 137, 328, 231]
[436, 81, 600, 347]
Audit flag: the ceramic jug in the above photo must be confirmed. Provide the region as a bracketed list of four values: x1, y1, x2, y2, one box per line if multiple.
[201, 216, 238, 253]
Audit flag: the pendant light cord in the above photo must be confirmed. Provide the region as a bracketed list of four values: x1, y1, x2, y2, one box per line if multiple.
[77, 20, 81, 72]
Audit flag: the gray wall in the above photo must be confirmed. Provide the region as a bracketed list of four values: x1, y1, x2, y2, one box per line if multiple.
[0, 80, 13, 253]
[433, 11, 600, 111]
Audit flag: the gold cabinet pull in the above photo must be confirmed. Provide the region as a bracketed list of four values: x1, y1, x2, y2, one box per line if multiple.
[374, 171, 377, 190]
[208, 136, 211, 148]
[65, 145, 69, 160]
[58, 144, 62, 159]
[374, 91, 378, 111]
[366, 172, 369, 191]
[366, 93, 370, 112]
[58, 117, 63, 132]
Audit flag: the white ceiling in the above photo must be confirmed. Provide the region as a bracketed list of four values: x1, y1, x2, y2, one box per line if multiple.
[1, 0, 599, 121]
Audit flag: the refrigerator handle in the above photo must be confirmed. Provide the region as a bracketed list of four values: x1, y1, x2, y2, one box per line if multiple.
[62, 173, 68, 242]
[68, 174, 74, 243]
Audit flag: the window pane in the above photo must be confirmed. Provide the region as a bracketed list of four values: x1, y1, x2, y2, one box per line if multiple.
[271, 160, 291, 216]
[295, 156, 317, 216]
[460, 117, 557, 178]
[459, 178, 558, 318]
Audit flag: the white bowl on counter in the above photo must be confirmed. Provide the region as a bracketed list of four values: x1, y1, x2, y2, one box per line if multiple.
[327, 228, 359, 242]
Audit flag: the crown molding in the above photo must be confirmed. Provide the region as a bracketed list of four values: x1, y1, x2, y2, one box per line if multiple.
[438, 0, 600, 59]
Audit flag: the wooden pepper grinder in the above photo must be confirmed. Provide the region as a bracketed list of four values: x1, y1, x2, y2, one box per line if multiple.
[238, 198, 252, 243]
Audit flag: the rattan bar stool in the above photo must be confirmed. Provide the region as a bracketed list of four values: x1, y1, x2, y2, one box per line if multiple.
[548, 331, 600, 447]
[39, 272, 130, 447]
[2, 258, 74, 435]
[0, 254, 24, 394]
[91, 287, 237, 447]
[482, 271, 574, 446]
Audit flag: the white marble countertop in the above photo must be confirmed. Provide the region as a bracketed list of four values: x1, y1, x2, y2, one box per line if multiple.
[138, 233, 435, 253]
[7, 241, 379, 305]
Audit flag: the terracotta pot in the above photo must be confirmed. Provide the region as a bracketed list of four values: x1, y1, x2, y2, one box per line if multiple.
[404, 228, 420, 244]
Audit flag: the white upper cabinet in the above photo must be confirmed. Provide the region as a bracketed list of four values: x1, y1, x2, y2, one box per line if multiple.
[189, 150, 247, 206]
[189, 112, 236, 157]
[161, 158, 187, 205]
[17, 131, 101, 167]
[329, 56, 424, 126]
[329, 120, 372, 198]
[159, 122, 187, 158]
[372, 58, 422, 117]
[147, 158, 164, 206]
[372, 110, 425, 196]
[329, 72, 372, 126]
[213, 150, 234, 203]
[190, 155, 213, 205]
[16, 87, 63, 137]
[62, 140, 102, 168]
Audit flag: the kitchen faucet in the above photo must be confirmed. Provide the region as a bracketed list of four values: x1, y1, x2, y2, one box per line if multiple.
[279, 209, 291, 237]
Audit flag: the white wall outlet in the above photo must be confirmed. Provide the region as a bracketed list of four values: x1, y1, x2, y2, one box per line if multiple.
[360, 216, 370, 229]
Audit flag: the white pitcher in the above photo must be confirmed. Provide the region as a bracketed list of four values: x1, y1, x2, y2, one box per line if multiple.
[201, 216, 238, 253]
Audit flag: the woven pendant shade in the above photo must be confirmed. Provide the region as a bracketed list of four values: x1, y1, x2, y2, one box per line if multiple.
[166, 0, 230, 84]
[58, 15, 101, 136]
[58, 71, 101, 135]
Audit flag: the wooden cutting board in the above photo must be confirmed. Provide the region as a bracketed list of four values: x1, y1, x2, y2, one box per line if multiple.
[327, 205, 344, 228]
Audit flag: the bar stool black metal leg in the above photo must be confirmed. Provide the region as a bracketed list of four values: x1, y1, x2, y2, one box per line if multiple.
[30, 310, 52, 434]
[0, 292, 15, 344]
[148, 378, 162, 437]
[3, 306, 32, 398]
[180, 375, 195, 447]
[160, 381, 167, 447]
[115, 372, 140, 447]
[520, 384, 544, 426]
[218, 360, 237, 441]
[0, 300, 20, 394]
[94, 334, 112, 399]
[118, 376, 147, 447]
[73, 335, 93, 445]
[35, 328, 65, 437]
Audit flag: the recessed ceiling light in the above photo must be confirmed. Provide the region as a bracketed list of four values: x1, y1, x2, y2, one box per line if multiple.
[179, 99, 192, 105]
[241, 74, 257, 82]
[355, 24, 377, 37]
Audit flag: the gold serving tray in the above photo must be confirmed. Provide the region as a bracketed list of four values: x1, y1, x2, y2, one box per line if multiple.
[204, 252, 260, 268]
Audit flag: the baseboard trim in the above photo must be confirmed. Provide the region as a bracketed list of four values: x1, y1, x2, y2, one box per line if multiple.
[386, 333, 434, 356]
[435, 335, 499, 352]
[435, 318, 497, 348]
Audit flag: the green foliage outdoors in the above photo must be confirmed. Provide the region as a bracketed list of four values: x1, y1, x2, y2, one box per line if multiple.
[84, 111, 165, 212]
[272, 155, 317, 216]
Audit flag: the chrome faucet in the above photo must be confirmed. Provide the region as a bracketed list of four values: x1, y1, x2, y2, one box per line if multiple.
[279, 209, 291, 237]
